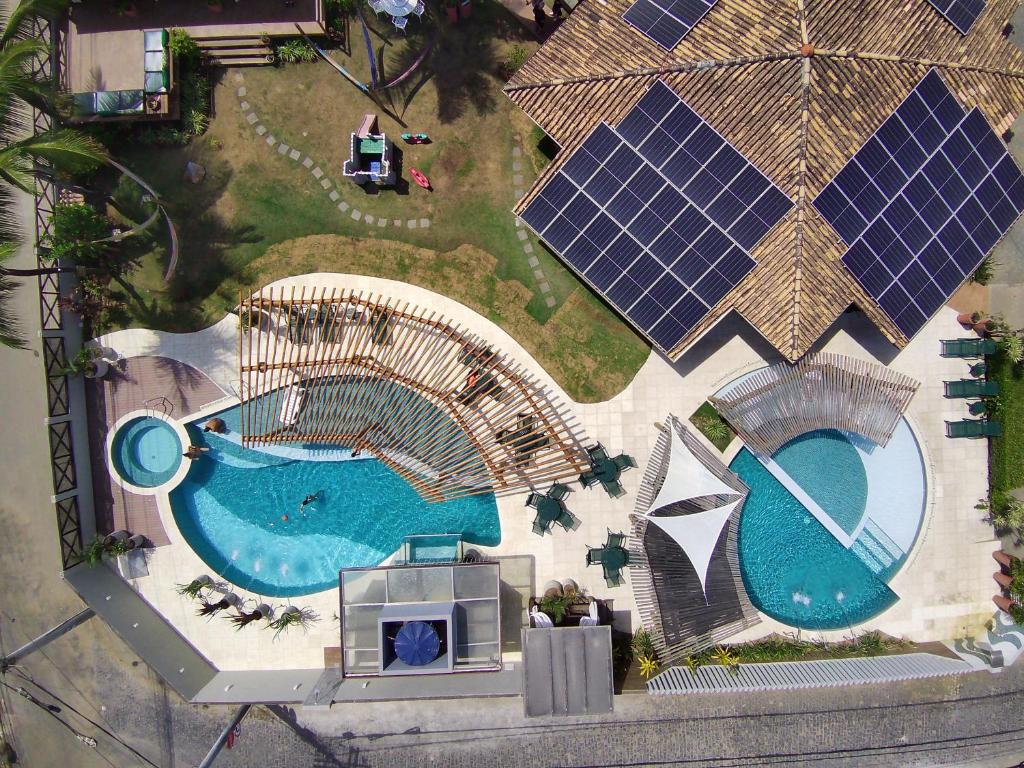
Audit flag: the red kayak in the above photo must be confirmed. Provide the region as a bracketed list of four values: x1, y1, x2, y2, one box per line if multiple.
[410, 168, 432, 190]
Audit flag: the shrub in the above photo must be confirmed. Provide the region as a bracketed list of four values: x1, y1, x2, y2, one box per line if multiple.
[694, 414, 731, 444]
[180, 70, 211, 137]
[275, 38, 318, 64]
[169, 29, 201, 67]
[502, 45, 529, 78]
[539, 592, 573, 624]
[992, 497, 1024, 536]
[999, 333, 1024, 365]
[971, 256, 996, 285]
[45, 203, 111, 267]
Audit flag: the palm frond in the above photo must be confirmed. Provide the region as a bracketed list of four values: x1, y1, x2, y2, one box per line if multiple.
[9, 128, 108, 174]
[1, 0, 67, 49]
[0, 37, 55, 116]
[0, 240, 26, 348]
[0, 147, 36, 192]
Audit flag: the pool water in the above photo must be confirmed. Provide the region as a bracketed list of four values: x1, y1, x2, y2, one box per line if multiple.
[772, 430, 867, 535]
[111, 417, 182, 488]
[170, 415, 500, 597]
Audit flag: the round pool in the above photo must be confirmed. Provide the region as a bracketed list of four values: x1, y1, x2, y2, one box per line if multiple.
[730, 422, 925, 630]
[111, 417, 183, 488]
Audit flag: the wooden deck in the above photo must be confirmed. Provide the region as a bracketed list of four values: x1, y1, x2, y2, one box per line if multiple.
[85, 356, 227, 547]
[505, 0, 1024, 361]
[629, 417, 760, 663]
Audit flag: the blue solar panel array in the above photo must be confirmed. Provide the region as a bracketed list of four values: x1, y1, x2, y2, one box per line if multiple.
[814, 69, 1024, 338]
[521, 81, 793, 353]
[926, 0, 986, 35]
[623, 0, 718, 50]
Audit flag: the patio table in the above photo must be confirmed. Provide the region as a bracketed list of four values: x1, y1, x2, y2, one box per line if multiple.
[602, 546, 628, 571]
[378, 0, 418, 16]
[593, 458, 619, 483]
[536, 496, 563, 525]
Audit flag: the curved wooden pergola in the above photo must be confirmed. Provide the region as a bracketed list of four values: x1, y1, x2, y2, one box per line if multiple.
[238, 286, 589, 502]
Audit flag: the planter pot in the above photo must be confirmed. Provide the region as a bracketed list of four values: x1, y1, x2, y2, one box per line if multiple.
[255, 603, 273, 621]
[542, 580, 562, 599]
[104, 530, 129, 545]
[974, 321, 993, 335]
[127, 534, 146, 550]
[958, 312, 978, 327]
[994, 550, 1017, 568]
[995, 594, 1014, 612]
[85, 359, 109, 379]
[223, 593, 242, 608]
[995, 571, 1014, 589]
[561, 578, 579, 597]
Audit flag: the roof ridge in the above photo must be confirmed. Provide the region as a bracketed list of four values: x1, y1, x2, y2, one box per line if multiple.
[789, 0, 812, 357]
[814, 48, 1024, 79]
[504, 51, 803, 93]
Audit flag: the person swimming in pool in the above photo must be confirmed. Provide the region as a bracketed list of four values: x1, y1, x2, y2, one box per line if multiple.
[298, 491, 321, 513]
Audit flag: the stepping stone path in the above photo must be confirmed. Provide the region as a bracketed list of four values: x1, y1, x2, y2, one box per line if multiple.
[232, 72, 432, 232]
[511, 139, 557, 308]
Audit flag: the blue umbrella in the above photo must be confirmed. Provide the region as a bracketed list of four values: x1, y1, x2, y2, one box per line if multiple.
[394, 621, 440, 666]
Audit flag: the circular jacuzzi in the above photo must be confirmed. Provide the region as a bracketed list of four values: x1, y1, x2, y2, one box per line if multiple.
[111, 416, 183, 488]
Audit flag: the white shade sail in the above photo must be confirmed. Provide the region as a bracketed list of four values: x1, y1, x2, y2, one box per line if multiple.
[644, 498, 742, 602]
[648, 424, 739, 513]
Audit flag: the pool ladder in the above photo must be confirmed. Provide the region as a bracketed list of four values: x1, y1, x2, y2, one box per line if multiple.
[144, 396, 173, 417]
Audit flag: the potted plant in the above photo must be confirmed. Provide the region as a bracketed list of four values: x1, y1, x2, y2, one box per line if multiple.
[196, 592, 240, 618]
[269, 606, 318, 639]
[957, 310, 982, 327]
[539, 591, 574, 625]
[994, 550, 1018, 568]
[65, 347, 108, 379]
[83, 537, 109, 567]
[176, 575, 214, 599]
[228, 602, 273, 630]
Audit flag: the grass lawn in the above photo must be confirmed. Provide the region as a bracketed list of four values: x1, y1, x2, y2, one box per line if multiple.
[689, 401, 734, 451]
[96, 1, 648, 402]
[990, 348, 1024, 505]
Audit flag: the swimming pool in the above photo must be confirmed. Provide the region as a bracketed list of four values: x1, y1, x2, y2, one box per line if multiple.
[730, 424, 924, 630]
[169, 405, 500, 597]
[111, 416, 182, 488]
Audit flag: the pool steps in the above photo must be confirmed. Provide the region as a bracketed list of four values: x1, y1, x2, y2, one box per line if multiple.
[756, 453, 907, 577]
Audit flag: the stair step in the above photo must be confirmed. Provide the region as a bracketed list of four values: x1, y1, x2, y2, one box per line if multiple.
[206, 47, 272, 57]
[205, 55, 275, 67]
[198, 39, 269, 49]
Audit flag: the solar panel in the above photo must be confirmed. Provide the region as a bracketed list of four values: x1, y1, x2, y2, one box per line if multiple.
[521, 81, 792, 353]
[813, 69, 1024, 338]
[623, 0, 717, 50]
[926, 0, 986, 35]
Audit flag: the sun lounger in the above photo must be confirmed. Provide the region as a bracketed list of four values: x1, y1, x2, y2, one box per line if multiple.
[941, 338, 997, 358]
[946, 419, 1002, 438]
[944, 379, 999, 398]
[279, 385, 306, 426]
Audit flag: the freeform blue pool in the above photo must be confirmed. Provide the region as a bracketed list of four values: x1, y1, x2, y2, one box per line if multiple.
[169, 406, 500, 597]
[730, 423, 924, 630]
[111, 416, 182, 488]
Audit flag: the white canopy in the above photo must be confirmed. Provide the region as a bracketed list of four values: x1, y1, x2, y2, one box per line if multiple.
[648, 424, 739, 513]
[644, 498, 741, 602]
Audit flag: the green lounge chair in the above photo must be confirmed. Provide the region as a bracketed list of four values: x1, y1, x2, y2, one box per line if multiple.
[548, 482, 571, 501]
[941, 338, 997, 358]
[585, 546, 604, 566]
[946, 419, 1002, 438]
[968, 401, 989, 416]
[612, 454, 638, 471]
[944, 379, 999, 398]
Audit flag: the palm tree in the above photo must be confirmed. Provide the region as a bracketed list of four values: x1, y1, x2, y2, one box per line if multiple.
[0, 0, 108, 348]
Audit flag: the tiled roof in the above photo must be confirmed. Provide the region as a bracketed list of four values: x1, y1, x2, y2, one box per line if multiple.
[505, 0, 1024, 360]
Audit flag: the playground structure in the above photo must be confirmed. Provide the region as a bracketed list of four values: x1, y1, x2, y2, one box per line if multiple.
[343, 113, 396, 186]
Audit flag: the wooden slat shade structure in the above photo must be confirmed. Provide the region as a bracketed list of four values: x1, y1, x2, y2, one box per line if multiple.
[709, 353, 920, 457]
[629, 416, 760, 662]
[238, 286, 589, 502]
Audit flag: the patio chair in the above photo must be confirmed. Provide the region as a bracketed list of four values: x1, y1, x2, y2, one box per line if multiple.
[602, 478, 627, 498]
[606, 530, 625, 549]
[393, 15, 409, 32]
[969, 362, 988, 378]
[548, 482, 572, 501]
[579, 470, 600, 488]
[944, 379, 999, 398]
[587, 443, 609, 462]
[603, 565, 624, 588]
[368, 0, 386, 13]
[585, 546, 604, 566]
[968, 401, 989, 416]
[941, 338, 997, 358]
[413, 0, 425, 16]
[525, 492, 543, 509]
[946, 419, 1002, 438]
[532, 518, 549, 536]
[612, 454, 638, 471]
[555, 508, 580, 532]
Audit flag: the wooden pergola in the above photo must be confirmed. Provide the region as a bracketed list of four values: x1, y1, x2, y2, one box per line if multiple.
[709, 353, 920, 457]
[238, 286, 589, 502]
